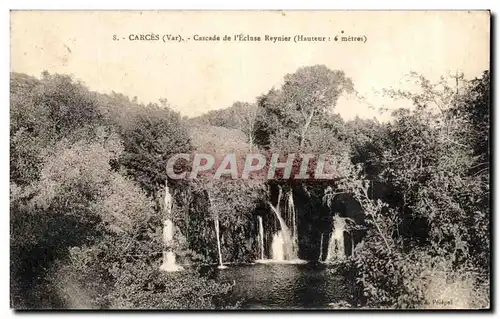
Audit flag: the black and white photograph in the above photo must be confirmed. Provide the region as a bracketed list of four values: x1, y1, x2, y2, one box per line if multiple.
[9, 10, 491, 310]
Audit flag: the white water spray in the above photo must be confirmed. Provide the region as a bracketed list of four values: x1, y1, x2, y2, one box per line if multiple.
[326, 215, 347, 262]
[271, 232, 285, 261]
[159, 182, 183, 272]
[269, 190, 300, 262]
[270, 211, 297, 260]
[288, 192, 299, 252]
[318, 233, 324, 261]
[214, 217, 227, 269]
[258, 216, 265, 260]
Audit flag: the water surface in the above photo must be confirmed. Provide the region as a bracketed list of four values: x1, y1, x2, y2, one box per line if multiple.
[213, 262, 353, 309]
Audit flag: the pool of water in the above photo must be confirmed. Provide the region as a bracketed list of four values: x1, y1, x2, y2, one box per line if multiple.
[211, 262, 354, 309]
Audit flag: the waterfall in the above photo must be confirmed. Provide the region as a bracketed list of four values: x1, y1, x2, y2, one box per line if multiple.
[269, 191, 299, 261]
[163, 218, 173, 243]
[288, 192, 299, 252]
[160, 219, 179, 271]
[318, 233, 324, 261]
[258, 216, 265, 260]
[159, 181, 183, 272]
[271, 232, 285, 261]
[351, 235, 355, 257]
[214, 217, 227, 269]
[270, 210, 297, 260]
[326, 215, 346, 262]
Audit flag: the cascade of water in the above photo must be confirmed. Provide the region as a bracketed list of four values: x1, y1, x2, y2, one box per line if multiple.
[214, 217, 227, 269]
[326, 215, 347, 262]
[351, 235, 355, 257]
[288, 192, 299, 252]
[160, 219, 181, 271]
[160, 182, 183, 272]
[270, 198, 298, 261]
[318, 233, 324, 261]
[271, 232, 285, 261]
[258, 216, 265, 260]
[163, 218, 174, 244]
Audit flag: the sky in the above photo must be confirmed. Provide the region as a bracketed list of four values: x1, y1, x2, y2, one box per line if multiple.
[10, 11, 490, 121]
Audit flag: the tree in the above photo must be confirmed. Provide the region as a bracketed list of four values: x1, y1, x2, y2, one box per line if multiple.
[255, 65, 354, 151]
[10, 72, 237, 309]
[344, 71, 491, 309]
[231, 102, 259, 149]
[190, 101, 259, 149]
[117, 103, 192, 196]
[10, 72, 105, 186]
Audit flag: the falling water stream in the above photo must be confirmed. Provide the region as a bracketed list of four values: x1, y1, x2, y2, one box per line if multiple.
[258, 216, 265, 260]
[267, 192, 302, 263]
[288, 192, 298, 249]
[326, 216, 347, 262]
[271, 232, 285, 261]
[214, 217, 227, 269]
[271, 212, 296, 260]
[160, 219, 176, 271]
[318, 233, 324, 261]
[159, 182, 183, 272]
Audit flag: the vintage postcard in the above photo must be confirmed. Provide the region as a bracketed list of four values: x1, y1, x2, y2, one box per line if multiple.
[10, 10, 491, 310]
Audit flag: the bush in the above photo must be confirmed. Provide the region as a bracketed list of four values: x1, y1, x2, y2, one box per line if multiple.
[47, 244, 236, 309]
[352, 242, 489, 309]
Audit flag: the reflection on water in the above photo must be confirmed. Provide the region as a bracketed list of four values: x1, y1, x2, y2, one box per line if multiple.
[211, 262, 353, 309]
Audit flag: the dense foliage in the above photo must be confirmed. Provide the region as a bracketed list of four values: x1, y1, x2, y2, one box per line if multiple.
[337, 72, 491, 309]
[10, 72, 232, 309]
[10, 66, 490, 309]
